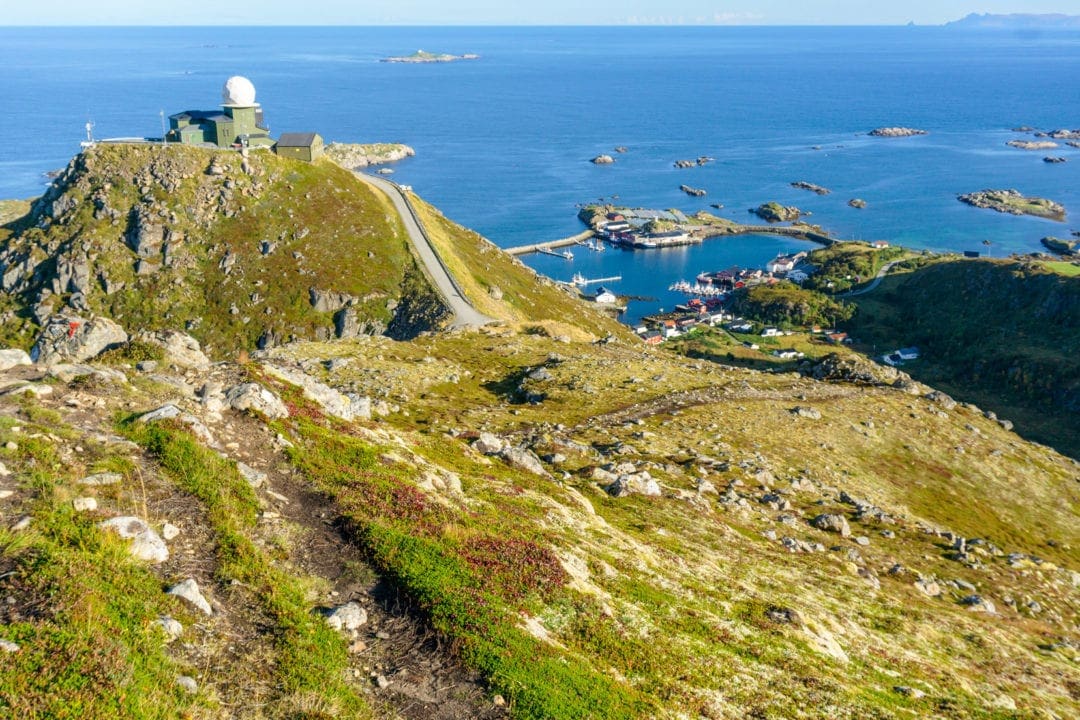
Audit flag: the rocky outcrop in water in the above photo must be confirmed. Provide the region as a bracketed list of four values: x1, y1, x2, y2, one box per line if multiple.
[751, 202, 801, 223]
[1007, 140, 1059, 150]
[791, 181, 831, 195]
[680, 185, 706, 197]
[591, 155, 615, 165]
[869, 127, 928, 138]
[958, 189, 1066, 221]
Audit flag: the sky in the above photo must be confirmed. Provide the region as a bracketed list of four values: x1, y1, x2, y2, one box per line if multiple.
[2, 1, 1075, 26]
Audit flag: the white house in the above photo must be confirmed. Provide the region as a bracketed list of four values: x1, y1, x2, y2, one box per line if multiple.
[766, 255, 797, 273]
[897, 347, 920, 361]
[594, 286, 618, 304]
[761, 327, 782, 337]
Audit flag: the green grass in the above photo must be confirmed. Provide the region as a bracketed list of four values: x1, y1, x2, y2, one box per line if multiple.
[1042, 260, 1080, 277]
[123, 419, 371, 719]
[0, 420, 206, 719]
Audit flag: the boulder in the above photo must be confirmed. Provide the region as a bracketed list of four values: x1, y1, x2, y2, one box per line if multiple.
[78, 472, 123, 486]
[790, 406, 822, 420]
[47, 364, 127, 384]
[167, 578, 213, 615]
[590, 155, 615, 165]
[156, 616, 184, 641]
[500, 445, 550, 477]
[810, 513, 851, 537]
[323, 601, 368, 631]
[607, 472, 662, 498]
[309, 288, 356, 313]
[237, 461, 267, 488]
[137, 404, 216, 445]
[224, 383, 289, 420]
[473, 432, 505, 455]
[262, 365, 363, 421]
[97, 516, 169, 564]
[31, 315, 128, 366]
[0, 349, 32, 371]
[138, 331, 210, 369]
[961, 595, 996, 613]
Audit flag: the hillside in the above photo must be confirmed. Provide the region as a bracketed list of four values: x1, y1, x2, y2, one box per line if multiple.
[846, 258, 1080, 459]
[0, 148, 1077, 720]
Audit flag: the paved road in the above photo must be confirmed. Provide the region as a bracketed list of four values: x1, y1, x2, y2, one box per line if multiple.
[359, 174, 493, 329]
[841, 260, 901, 298]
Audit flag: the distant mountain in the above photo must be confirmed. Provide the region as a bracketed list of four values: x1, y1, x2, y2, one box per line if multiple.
[946, 12, 1080, 29]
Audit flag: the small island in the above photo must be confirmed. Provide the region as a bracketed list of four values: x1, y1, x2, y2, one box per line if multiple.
[591, 154, 615, 165]
[1007, 140, 1059, 151]
[680, 184, 706, 197]
[1041, 236, 1079, 256]
[869, 127, 928, 138]
[848, 198, 867, 209]
[751, 202, 802, 223]
[381, 50, 480, 64]
[958, 189, 1066, 222]
[791, 181, 831, 195]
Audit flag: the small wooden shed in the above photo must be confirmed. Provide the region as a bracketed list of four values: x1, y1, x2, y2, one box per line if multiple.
[275, 132, 324, 162]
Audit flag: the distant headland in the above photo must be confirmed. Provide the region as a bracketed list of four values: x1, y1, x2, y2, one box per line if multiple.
[381, 50, 480, 64]
[945, 13, 1080, 29]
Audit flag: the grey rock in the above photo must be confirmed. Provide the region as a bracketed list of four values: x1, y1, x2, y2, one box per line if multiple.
[473, 432, 504, 455]
[0, 639, 20, 653]
[78, 472, 123, 486]
[139, 331, 210, 370]
[0, 349, 32, 371]
[97, 516, 169, 563]
[225, 383, 289, 420]
[309, 287, 356, 313]
[790, 406, 822, 420]
[176, 676, 198, 694]
[31, 315, 128, 366]
[48, 364, 127, 384]
[961, 595, 996, 613]
[811, 513, 851, 537]
[893, 686, 925, 699]
[334, 307, 360, 339]
[925, 390, 957, 411]
[323, 601, 368, 631]
[607, 472, 662, 497]
[262, 365, 359, 421]
[156, 616, 184, 641]
[237, 461, 268, 488]
[168, 578, 213, 616]
[915, 578, 943, 597]
[72, 497, 98, 512]
[162, 523, 181, 541]
[854, 536, 870, 546]
[501, 445, 550, 477]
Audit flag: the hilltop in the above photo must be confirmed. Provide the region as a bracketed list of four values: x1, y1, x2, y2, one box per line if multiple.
[0, 146, 1077, 720]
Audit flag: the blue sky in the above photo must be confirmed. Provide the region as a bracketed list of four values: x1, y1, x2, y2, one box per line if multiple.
[3, 1, 1074, 26]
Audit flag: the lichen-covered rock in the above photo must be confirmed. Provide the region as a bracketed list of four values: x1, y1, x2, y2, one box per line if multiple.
[168, 578, 213, 615]
[31, 315, 128, 366]
[262, 364, 366, 421]
[98, 516, 169, 564]
[810, 513, 851, 537]
[138, 330, 211, 369]
[323, 601, 368, 631]
[0, 349, 32, 372]
[224, 383, 289, 420]
[500, 445, 550, 477]
[473, 432, 504, 455]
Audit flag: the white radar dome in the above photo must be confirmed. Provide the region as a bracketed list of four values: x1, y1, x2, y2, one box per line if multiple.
[222, 76, 257, 106]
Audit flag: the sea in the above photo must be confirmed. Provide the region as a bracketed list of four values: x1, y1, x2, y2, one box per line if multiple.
[2, 26, 1079, 321]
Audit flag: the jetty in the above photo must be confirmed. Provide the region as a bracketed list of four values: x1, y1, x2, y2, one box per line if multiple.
[571, 273, 622, 286]
[505, 229, 595, 256]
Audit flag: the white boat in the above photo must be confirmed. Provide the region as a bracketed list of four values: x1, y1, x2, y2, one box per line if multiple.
[562, 250, 574, 260]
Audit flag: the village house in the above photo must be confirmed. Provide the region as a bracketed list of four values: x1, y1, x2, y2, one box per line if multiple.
[642, 331, 664, 345]
[761, 327, 782, 337]
[594, 286, 618, 304]
[871, 240, 890, 249]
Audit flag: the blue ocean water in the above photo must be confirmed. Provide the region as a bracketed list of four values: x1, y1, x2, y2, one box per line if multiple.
[2, 26, 1078, 320]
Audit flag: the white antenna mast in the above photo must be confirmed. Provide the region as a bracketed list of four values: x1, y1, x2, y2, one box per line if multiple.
[81, 119, 96, 148]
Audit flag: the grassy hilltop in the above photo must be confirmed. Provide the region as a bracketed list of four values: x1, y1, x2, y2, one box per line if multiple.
[0, 146, 1077, 720]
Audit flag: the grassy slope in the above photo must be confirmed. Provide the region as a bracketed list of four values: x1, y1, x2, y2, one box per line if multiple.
[408, 195, 626, 340]
[270, 331, 1080, 719]
[846, 258, 1080, 458]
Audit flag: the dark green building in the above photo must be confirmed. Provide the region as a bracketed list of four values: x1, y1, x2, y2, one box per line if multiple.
[275, 133, 324, 162]
[167, 76, 274, 149]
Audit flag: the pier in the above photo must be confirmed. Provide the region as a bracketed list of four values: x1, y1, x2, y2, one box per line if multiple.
[571, 273, 622, 286]
[504, 229, 596, 256]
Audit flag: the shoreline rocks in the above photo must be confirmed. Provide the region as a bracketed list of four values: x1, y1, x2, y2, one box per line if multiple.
[957, 189, 1066, 222]
[1043, 156, 1067, 164]
[848, 198, 867, 209]
[869, 127, 928, 138]
[324, 142, 416, 170]
[1041, 236, 1078, 256]
[680, 184, 706, 197]
[591, 154, 615, 165]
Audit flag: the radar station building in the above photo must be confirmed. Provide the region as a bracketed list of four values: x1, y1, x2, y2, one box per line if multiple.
[167, 76, 275, 149]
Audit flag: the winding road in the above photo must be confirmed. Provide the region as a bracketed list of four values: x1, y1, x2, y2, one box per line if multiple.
[359, 174, 493, 329]
[841, 260, 901, 298]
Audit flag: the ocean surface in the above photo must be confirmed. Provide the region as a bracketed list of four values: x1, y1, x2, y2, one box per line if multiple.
[2, 26, 1079, 321]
